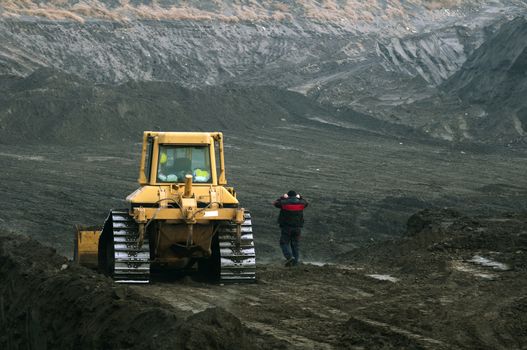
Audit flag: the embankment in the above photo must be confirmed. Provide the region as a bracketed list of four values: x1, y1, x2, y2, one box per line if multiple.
[0, 231, 271, 350]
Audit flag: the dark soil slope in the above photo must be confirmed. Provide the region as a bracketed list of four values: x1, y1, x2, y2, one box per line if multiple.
[344, 208, 527, 271]
[336, 208, 527, 349]
[387, 16, 527, 146]
[2, 210, 526, 349]
[0, 68, 415, 145]
[0, 231, 282, 349]
[0, 69, 328, 144]
[444, 17, 527, 104]
[443, 16, 527, 144]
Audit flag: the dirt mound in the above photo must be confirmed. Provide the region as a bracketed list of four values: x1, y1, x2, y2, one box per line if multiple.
[333, 209, 527, 349]
[340, 208, 527, 274]
[0, 231, 267, 350]
[2, 213, 527, 349]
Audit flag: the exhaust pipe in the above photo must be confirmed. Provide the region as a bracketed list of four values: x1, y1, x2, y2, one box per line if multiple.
[184, 174, 193, 198]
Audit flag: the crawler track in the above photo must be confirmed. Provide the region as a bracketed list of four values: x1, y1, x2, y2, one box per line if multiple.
[218, 212, 256, 283]
[102, 209, 150, 283]
[99, 210, 254, 284]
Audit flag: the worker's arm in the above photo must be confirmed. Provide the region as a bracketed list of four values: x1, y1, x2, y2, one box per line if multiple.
[299, 196, 308, 208]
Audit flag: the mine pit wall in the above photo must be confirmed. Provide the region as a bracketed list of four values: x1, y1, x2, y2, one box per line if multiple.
[0, 231, 252, 350]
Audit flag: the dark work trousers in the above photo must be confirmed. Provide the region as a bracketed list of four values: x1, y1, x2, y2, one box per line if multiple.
[280, 226, 301, 263]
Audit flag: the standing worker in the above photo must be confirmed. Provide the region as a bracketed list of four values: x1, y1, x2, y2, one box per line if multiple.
[273, 190, 309, 266]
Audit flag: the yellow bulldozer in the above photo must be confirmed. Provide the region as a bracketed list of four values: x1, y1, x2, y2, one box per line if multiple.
[74, 131, 255, 283]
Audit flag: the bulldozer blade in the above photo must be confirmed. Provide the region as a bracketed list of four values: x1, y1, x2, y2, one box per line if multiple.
[74, 225, 102, 269]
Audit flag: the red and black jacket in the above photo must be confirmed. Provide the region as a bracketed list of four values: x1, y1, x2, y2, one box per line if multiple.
[273, 195, 309, 228]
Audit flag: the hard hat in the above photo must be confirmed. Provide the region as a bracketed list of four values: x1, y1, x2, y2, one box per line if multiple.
[160, 152, 168, 164]
[195, 169, 208, 176]
[193, 168, 210, 182]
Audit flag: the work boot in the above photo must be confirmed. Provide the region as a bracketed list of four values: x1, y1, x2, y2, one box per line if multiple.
[285, 257, 295, 267]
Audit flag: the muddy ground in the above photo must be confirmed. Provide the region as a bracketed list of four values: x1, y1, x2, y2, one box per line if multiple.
[0, 126, 526, 350]
[1, 209, 526, 349]
[1, 122, 527, 261]
[1, 103, 526, 349]
[1, 131, 527, 350]
[133, 209, 527, 349]
[0, 232, 285, 350]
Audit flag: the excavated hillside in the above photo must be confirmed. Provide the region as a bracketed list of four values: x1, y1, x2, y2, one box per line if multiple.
[389, 16, 527, 145]
[0, 68, 408, 145]
[1, 0, 527, 145]
[443, 16, 527, 144]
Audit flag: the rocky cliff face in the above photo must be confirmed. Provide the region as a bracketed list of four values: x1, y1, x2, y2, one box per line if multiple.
[443, 16, 527, 144]
[386, 16, 527, 145]
[0, 0, 526, 145]
[1, 1, 523, 87]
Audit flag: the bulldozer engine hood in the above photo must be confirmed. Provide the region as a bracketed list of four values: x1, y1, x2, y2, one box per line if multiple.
[126, 185, 238, 206]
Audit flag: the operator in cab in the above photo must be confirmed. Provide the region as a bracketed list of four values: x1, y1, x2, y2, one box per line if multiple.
[157, 149, 210, 183]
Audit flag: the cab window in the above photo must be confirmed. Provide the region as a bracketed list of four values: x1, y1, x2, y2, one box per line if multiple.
[144, 137, 154, 182]
[157, 145, 212, 183]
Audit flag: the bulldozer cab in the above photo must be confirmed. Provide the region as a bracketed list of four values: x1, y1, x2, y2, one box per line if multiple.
[139, 132, 227, 186]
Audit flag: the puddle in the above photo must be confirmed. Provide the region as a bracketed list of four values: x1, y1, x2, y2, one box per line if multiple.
[0, 152, 45, 161]
[252, 140, 299, 151]
[451, 261, 497, 279]
[84, 156, 130, 162]
[366, 274, 399, 283]
[469, 255, 509, 271]
[304, 261, 328, 267]
[303, 262, 364, 272]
